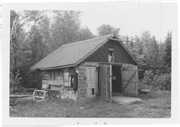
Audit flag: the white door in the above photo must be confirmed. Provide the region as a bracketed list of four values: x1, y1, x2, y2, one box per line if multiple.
[86, 66, 98, 98]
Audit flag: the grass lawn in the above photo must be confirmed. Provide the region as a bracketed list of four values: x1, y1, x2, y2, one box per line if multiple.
[10, 90, 171, 118]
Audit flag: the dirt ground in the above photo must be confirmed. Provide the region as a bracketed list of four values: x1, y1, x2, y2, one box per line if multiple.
[10, 90, 171, 118]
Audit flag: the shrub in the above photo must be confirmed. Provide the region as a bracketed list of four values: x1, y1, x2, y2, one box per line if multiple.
[141, 70, 171, 91]
[141, 69, 154, 88]
[10, 69, 23, 94]
[153, 73, 171, 90]
[19, 67, 37, 88]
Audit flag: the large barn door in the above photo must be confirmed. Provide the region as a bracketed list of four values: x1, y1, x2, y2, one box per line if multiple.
[122, 64, 138, 96]
[99, 64, 111, 101]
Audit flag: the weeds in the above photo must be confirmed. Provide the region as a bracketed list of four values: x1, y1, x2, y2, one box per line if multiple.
[10, 91, 171, 118]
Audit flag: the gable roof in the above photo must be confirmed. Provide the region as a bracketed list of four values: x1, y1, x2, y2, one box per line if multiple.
[30, 34, 138, 70]
[30, 34, 112, 70]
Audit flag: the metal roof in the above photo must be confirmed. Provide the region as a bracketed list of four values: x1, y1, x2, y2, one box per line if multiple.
[30, 34, 139, 70]
[30, 34, 115, 70]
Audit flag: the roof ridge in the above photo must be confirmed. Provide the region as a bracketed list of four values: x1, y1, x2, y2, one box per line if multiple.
[30, 33, 118, 70]
[61, 34, 114, 47]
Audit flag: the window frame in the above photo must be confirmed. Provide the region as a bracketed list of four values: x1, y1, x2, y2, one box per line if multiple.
[108, 48, 114, 62]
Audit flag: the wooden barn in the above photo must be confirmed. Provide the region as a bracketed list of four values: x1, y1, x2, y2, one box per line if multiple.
[30, 34, 139, 101]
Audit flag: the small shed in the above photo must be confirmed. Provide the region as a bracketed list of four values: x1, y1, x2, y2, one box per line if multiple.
[30, 34, 139, 101]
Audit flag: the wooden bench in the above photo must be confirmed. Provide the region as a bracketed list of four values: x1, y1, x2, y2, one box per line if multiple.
[10, 89, 60, 107]
[10, 95, 32, 106]
[25, 88, 37, 93]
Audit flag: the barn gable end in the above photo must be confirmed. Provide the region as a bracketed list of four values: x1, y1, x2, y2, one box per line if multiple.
[84, 39, 137, 65]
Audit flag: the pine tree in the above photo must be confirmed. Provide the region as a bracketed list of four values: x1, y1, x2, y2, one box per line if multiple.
[150, 36, 159, 68]
[163, 31, 172, 69]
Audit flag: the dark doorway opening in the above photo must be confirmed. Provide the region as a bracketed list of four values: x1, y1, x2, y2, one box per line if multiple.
[112, 65, 122, 93]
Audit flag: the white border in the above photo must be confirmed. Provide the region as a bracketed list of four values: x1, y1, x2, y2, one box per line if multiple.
[1, 1, 179, 126]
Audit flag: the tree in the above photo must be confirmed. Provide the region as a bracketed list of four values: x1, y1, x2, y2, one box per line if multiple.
[10, 10, 27, 91]
[123, 35, 135, 53]
[163, 31, 172, 69]
[97, 24, 120, 36]
[134, 35, 143, 55]
[24, 11, 46, 63]
[10, 10, 97, 88]
[122, 34, 146, 67]
[51, 11, 81, 51]
[20, 11, 51, 87]
[78, 27, 95, 41]
[126, 31, 160, 68]
[138, 31, 156, 68]
[10, 11, 25, 72]
[151, 36, 159, 67]
[158, 41, 166, 69]
[123, 35, 130, 49]
[143, 36, 160, 68]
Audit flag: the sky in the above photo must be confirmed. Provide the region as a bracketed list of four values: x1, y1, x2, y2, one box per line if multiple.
[79, 2, 177, 41]
[5, 2, 177, 42]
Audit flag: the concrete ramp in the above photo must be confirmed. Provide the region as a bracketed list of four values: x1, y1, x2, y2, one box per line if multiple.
[112, 96, 142, 105]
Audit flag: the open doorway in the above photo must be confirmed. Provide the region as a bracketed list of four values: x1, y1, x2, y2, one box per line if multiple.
[112, 65, 122, 94]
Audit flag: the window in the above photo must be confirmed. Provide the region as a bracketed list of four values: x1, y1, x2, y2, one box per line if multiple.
[43, 73, 49, 80]
[92, 88, 95, 95]
[70, 73, 78, 93]
[70, 75, 75, 88]
[44, 74, 49, 80]
[108, 48, 114, 62]
[42, 73, 49, 89]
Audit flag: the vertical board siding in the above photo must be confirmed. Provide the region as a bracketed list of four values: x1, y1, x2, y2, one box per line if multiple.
[84, 43, 108, 62]
[41, 70, 66, 90]
[122, 64, 138, 96]
[41, 68, 79, 100]
[109, 65, 112, 101]
[100, 65, 105, 99]
[84, 40, 136, 65]
[99, 64, 111, 101]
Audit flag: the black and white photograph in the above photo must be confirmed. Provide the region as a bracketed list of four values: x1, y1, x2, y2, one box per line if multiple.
[1, 0, 179, 126]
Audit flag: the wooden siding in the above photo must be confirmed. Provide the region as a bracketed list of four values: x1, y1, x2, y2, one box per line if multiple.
[122, 64, 138, 96]
[39, 68, 79, 100]
[108, 40, 136, 64]
[84, 40, 136, 65]
[84, 42, 108, 62]
[41, 70, 66, 90]
[99, 64, 111, 101]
